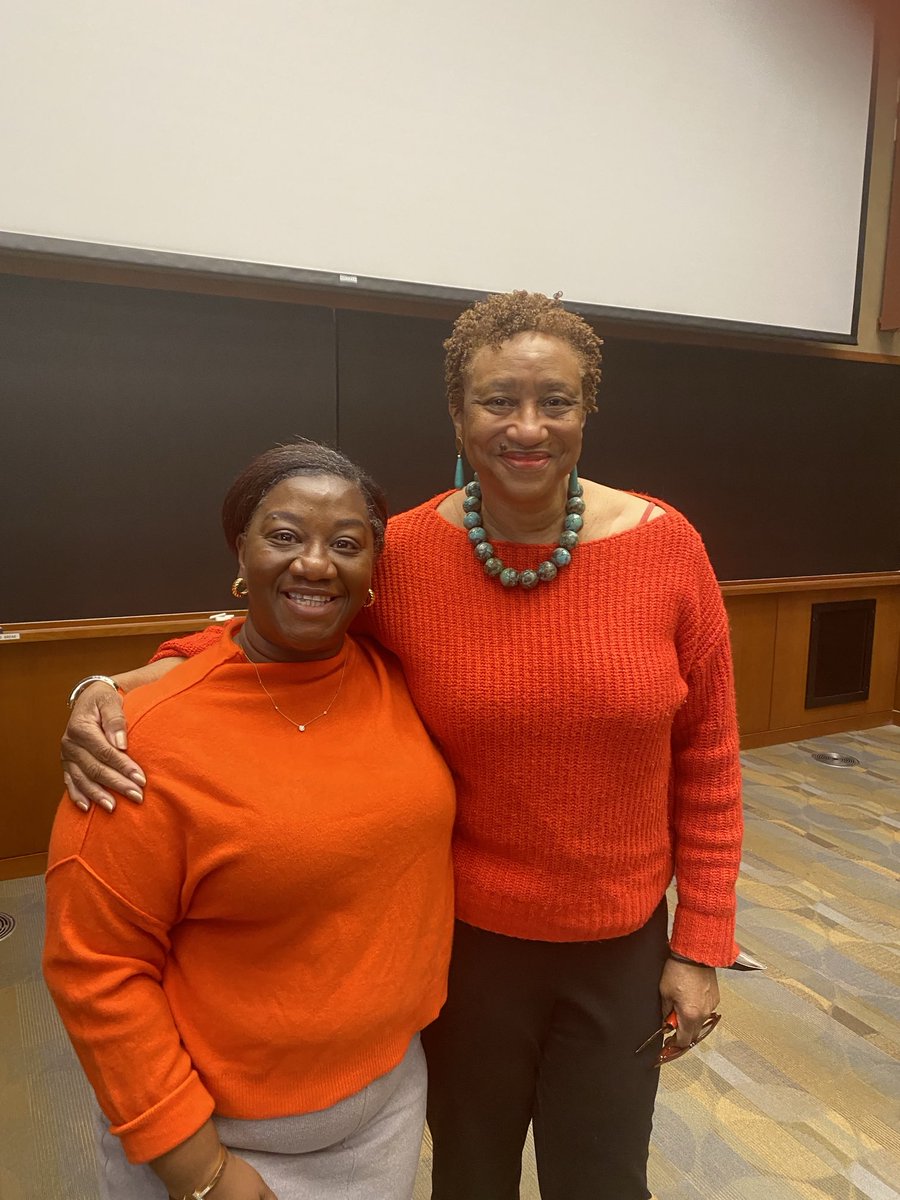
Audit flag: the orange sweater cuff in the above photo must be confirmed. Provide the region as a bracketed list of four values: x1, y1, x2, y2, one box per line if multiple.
[670, 905, 739, 968]
[110, 1070, 215, 1163]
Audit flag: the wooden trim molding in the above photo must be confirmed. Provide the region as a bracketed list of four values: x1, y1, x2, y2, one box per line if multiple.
[721, 571, 900, 596]
[0, 853, 47, 881]
[740, 711, 895, 751]
[0, 610, 245, 644]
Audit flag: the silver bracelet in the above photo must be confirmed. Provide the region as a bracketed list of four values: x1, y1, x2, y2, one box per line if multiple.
[668, 950, 712, 968]
[66, 675, 121, 709]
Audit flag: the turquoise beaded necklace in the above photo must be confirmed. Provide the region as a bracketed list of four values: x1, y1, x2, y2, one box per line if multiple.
[462, 468, 585, 589]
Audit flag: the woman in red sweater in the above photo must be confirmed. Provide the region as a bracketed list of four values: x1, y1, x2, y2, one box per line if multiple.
[61, 292, 743, 1200]
[45, 442, 456, 1200]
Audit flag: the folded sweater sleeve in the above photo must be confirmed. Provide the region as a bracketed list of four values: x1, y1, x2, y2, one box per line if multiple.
[43, 799, 215, 1162]
[668, 543, 744, 966]
[150, 626, 223, 662]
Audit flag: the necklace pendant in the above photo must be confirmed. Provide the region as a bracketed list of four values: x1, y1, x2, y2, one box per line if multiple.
[297, 724, 306, 732]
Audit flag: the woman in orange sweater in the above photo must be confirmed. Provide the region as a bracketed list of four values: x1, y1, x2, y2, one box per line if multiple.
[61, 292, 743, 1200]
[44, 442, 455, 1200]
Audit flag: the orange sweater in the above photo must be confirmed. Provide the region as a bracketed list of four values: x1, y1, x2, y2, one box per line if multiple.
[44, 624, 455, 1163]
[155, 494, 743, 964]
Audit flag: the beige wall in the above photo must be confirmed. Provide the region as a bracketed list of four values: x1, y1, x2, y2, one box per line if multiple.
[824, 18, 900, 357]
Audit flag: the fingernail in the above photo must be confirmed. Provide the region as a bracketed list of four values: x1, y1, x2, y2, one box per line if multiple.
[114, 733, 127, 750]
[76, 801, 90, 813]
[125, 789, 144, 804]
[129, 770, 146, 786]
[99, 796, 116, 813]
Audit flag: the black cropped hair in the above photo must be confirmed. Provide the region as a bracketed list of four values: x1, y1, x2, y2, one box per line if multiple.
[221, 440, 388, 556]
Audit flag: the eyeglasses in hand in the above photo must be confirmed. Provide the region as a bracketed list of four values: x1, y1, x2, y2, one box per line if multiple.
[635, 1009, 721, 1067]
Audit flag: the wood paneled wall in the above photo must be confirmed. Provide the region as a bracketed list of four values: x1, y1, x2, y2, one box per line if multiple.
[0, 615, 215, 879]
[723, 574, 900, 748]
[2, 580, 899, 876]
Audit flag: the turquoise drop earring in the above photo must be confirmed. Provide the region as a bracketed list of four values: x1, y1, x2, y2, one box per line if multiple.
[454, 439, 465, 489]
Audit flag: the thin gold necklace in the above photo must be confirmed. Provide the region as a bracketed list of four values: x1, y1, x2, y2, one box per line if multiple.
[241, 646, 349, 733]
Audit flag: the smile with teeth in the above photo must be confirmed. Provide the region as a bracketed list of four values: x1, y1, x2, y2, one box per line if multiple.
[284, 592, 338, 607]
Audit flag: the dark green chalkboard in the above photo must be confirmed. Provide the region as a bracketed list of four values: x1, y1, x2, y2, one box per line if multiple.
[1, 275, 336, 621]
[2, 274, 897, 624]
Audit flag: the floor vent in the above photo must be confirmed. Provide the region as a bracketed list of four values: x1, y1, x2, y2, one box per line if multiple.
[811, 751, 861, 769]
[0, 913, 15, 941]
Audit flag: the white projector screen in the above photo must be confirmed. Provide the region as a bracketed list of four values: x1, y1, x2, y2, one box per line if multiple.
[0, 0, 875, 338]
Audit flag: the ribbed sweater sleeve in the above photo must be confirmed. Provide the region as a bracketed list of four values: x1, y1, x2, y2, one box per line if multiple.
[150, 625, 222, 661]
[667, 535, 743, 965]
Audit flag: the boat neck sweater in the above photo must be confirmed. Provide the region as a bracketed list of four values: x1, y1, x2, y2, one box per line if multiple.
[154, 492, 743, 965]
[44, 626, 455, 1162]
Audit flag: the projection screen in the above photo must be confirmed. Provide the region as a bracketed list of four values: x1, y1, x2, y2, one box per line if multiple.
[0, 0, 875, 338]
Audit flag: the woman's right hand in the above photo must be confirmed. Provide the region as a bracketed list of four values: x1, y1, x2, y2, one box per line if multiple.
[62, 681, 145, 811]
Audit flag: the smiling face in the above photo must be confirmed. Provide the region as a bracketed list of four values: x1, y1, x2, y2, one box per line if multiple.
[236, 473, 375, 662]
[453, 332, 587, 504]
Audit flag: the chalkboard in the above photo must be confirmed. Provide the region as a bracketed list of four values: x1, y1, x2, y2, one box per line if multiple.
[1, 275, 336, 622]
[2, 275, 898, 624]
[594, 339, 900, 579]
[337, 311, 900, 581]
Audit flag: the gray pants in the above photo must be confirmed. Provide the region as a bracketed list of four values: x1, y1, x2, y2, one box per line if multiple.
[92, 1036, 426, 1200]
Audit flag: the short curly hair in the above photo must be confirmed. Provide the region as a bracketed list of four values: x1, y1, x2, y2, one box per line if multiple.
[444, 291, 603, 415]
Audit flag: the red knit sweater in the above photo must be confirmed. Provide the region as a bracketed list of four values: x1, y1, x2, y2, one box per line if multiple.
[154, 494, 743, 965]
[45, 625, 455, 1162]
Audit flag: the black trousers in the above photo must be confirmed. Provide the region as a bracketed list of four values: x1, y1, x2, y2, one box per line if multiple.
[421, 901, 669, 1200]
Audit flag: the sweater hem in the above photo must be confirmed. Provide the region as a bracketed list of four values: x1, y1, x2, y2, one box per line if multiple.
[454, 890, 669, 944]
[209, 1026, 421, 1120]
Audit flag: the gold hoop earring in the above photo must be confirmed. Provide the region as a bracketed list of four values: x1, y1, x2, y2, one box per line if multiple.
[363, 588, 376, 607]
[231, 576, 249, 598]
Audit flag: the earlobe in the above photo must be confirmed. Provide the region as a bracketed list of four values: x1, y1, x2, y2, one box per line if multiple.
[449, 404, 463, 442]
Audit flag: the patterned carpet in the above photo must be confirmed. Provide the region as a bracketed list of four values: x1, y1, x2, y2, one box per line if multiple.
[1, 727, 898, 1200]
